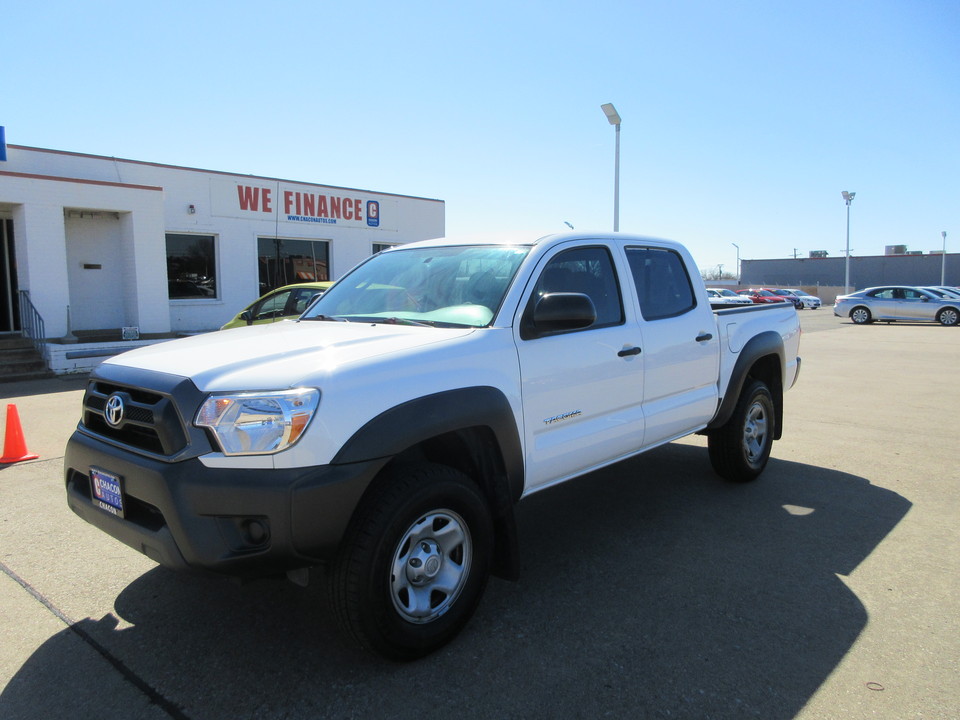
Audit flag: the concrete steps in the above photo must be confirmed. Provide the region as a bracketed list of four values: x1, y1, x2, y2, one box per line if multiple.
[0, 336, 54, 384]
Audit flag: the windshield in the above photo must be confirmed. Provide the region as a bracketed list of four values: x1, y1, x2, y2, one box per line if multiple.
[302, 245, 530, 327]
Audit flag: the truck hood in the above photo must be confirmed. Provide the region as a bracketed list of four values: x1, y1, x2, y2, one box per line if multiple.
[102, 320, 476, 390]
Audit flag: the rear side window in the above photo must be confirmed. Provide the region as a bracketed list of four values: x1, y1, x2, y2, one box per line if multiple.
[626, 247, 697, 320]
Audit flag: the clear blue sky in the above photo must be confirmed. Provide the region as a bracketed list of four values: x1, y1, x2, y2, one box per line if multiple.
[5, 0, 958, 274]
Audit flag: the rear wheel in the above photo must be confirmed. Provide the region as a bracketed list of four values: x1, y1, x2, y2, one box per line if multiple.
[330, 463, 493, 661]
[937, 307, 959, 326]
[850, 307, 872, 324]
[708, 379, 775, 482]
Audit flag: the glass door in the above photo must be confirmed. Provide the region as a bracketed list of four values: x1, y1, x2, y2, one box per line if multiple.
[0, 218, 18, 334]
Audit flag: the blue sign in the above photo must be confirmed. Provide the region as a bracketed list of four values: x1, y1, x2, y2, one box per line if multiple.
[366, 200, 380, 227]
[0, 127, 6, 162]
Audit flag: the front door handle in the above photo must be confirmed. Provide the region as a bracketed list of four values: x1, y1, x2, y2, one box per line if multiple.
[695, 333, 713, 342]
[618, 346, 642, 357]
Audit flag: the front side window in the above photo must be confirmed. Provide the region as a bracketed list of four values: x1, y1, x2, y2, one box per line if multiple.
[166, 233, 217, 299]
[251, 289, 294, 322]
[524, 246, 624, 333]
[249, 287, 323, 322]
[626, 246, 696, 320]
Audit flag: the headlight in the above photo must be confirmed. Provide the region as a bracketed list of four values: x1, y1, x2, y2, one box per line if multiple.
[196, 389, 320, 455]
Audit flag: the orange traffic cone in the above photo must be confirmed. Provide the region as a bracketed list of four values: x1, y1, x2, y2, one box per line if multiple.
[1, 404, 39, 464]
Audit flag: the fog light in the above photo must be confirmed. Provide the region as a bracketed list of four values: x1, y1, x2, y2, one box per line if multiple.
[242, 518, 270, 546]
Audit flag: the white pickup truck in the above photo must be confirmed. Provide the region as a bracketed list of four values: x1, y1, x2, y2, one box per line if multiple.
[65, 231, 800, 659]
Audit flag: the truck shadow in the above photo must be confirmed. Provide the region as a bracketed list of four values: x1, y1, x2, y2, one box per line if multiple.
[2, 443, 910, 720]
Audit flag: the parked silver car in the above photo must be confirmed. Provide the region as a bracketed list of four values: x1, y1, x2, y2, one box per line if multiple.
[834, 286, 960, 326]
[922, 286, 960, 300]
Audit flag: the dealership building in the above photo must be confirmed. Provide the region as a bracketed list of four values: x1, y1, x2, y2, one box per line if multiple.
[0, 143, 444, 374]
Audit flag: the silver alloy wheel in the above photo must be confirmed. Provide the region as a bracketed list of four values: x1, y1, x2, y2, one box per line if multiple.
[742, 399, 768, 464]
[390, 510, 472, 624]
[938, 308, 959, 326]
[851, 307, 870, 324]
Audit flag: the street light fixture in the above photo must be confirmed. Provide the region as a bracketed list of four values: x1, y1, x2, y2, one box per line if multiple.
[841, 191, 856, 293]
[732, 243, 740, 282]
[601, 103, 621, 232]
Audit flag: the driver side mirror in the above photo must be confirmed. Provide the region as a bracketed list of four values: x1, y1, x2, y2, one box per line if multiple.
[524, 292, 597, 339]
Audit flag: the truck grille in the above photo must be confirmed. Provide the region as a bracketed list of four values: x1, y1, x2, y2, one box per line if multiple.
[82, 380, 190, 457]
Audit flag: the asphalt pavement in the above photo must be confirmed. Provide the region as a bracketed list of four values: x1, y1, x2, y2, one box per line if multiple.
[1, 310, 958, 719]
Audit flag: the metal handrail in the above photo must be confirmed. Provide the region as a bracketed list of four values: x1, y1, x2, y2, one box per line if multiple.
[17, 289, 47, 358]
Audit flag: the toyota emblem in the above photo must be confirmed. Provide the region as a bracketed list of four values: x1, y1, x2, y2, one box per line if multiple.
[105, 394, 125, 427]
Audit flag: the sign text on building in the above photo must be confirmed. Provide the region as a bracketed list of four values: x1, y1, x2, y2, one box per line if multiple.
[212, 179, 387, 229]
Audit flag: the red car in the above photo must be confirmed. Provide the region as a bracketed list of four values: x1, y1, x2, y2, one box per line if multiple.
[737, 288, 788, 304]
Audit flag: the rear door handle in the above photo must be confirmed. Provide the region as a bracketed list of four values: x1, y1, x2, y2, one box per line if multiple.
[618, 346, 642, 357]
[696, 333, 713, 342]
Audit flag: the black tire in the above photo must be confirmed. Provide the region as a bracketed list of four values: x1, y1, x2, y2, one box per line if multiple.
[937, 307, 959, 326]
[330, 462, 493, 661]
[850, 307, 872, 324]
[708, 379, 776, 483]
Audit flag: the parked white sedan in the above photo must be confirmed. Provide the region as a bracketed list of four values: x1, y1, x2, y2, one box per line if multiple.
[706, 288, 753, 306]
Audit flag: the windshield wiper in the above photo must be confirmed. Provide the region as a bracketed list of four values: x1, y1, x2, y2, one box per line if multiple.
[301, 314, 345, 322]
[383, 317, 434, 327]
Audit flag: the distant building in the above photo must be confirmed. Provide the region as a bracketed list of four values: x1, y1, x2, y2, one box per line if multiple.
[741, 253, 959, 290]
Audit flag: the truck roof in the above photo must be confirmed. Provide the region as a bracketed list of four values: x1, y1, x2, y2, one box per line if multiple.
[390, 231, 681, 251]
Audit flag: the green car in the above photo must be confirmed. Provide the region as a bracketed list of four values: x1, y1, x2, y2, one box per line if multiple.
[221, 281, 334, 330]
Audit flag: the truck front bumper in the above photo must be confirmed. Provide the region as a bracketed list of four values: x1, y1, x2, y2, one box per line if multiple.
[65, 429, 382, 578]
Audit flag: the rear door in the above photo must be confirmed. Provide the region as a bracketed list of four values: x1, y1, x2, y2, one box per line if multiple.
[865, 288, 900, 319]
[621, 243, 720, 446]
[515, 242, 646, 492]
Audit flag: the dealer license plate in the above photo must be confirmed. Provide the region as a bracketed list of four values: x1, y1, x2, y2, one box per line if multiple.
[90, 467, 125, 518]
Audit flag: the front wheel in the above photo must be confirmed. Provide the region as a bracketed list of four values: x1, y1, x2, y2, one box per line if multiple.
[937, 307, 959, 326]
[330, 463, 493, 661]
[708, 379, 776, 482]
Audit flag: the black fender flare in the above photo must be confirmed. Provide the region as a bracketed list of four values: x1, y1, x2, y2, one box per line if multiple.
[332, 386, 525, 580]
[707, 331, 786, 438]
[332, 386, 525, 504]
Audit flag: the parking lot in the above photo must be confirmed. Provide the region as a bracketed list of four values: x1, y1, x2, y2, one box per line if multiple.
[1, 309, 958, 720]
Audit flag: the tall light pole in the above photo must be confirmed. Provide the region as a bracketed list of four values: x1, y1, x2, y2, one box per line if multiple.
[842, 191, 856, 293]
[601, 103, 621, 232]
[941, 231, 948, 285]
[732, 243, 740, 282]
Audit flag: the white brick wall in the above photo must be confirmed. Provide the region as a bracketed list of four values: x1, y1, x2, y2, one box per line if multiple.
[1, 145, 445, 339]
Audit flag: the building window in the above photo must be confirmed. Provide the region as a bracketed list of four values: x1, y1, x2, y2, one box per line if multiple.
[166, 233, 217, 299]
[373, 243, 396, 254]
[257, 237, 329, 294]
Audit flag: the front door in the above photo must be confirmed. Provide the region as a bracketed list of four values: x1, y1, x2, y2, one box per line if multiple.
[515, 242, 646, 493]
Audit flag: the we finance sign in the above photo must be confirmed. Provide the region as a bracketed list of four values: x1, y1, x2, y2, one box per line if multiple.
[211, 178, 389, 229]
